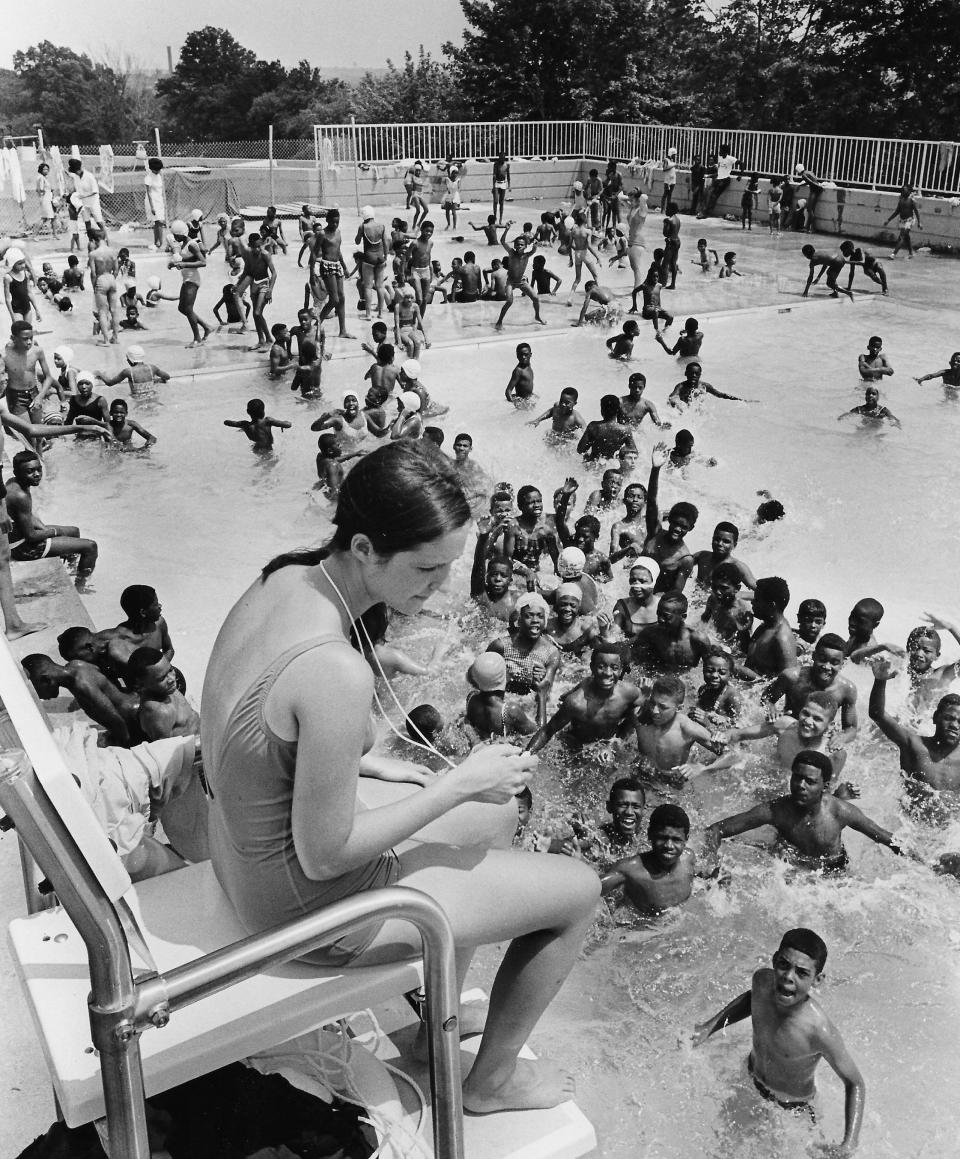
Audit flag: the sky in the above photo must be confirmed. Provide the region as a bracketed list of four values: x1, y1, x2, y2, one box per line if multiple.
[0, 1, 469, 72]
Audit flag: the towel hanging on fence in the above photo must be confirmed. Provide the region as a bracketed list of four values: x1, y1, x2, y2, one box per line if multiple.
[2, 142, 26, 204]
[48, 145, 66, 195]
[97, 145, 115, 193]
[70, 144, 81, 160]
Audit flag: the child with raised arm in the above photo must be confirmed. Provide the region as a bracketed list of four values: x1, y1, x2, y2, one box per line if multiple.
[640, 442, 697, 591]
[915, 351, 960, 388]
[693, 927, 865, 1157]
[602, 804, 699, 914]
[224, 398, 291, 450]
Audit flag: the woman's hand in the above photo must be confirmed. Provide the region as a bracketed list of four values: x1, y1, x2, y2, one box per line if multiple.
[449, 744, 537, 804]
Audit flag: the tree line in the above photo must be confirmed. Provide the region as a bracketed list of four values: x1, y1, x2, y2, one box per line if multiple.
[3, 1, 959, 144]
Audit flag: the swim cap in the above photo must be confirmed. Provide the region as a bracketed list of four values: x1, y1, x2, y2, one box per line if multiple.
[217, 213, 229, 224]
[124, 277, 136, 288]
[127, 345, 145, 364]
[189, 209, 204, 221]
[401, 284, 416, 298]
[467, 652, 507, 692]
[557, 546, 586, 579]
[515, 592, 550, 616]
[53, 345, 74, 365]
[563, 215, 575, 230]
[668, 147, 677, 156]
[401, 359, 421, 378]
[361, 205, 375, 220]
[795, 162, 805, 173]
[4, 247, 26, 267]
[556, 582, 583, 604]
[342, 390, 359, 406]
[573, 181, 583, 191]
[630, 556, 660, 583]
[399, 391, 421, 413]
[147, 276, 161, 290]
[76, 371, 95, 386]
[170, 219, 188, 237]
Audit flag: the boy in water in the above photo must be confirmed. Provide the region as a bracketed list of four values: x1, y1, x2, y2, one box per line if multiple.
[844, 597, 884, 662]
[690, 648, 742, 727]
[634, 674, 720, 778]
[527, 386, 585, 440]
[212, 283, 249, 331]
[693, 926, 865, 1156]
[705, 750, 899, 873]
[763, 632, 859, 745]
[620, 373, 668, 429]
[584, 468, 623, 514]
[527, 644, 643, 754]
[573, 280, 616, 327]
[223, 398, 291, 450]
[633, 593, 712, 672]
[693, 238, 719, 271]
[268, 323, 293, 378]
[505, 342, 536, 406]
[315, 433, 344, 498]
[857, 335, 893, 381]
[464, 651, 537, 740]
[530, 254, 561, 297]
[108, 399, 156, 448]
[693, 521, 756, 589]
[470, 213, 510, 245]
[839, 385, 900, 426]
[741, 576, 798, 678]
[725, 691, 849, 779]
[127, 647, 200, 742]
[602, 803, 698, 914]
[701, 563, 754, 652]
[796, 598, 827, 654]
[636, 269, 674, 334]
[718, 251, 741, 279]
[606, 319, 641, 359]
[668, 362, 750, 407]
[641, 443, 697, 590]
[657, 316, 704, 362]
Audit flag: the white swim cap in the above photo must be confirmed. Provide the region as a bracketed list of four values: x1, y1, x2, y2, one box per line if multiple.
[563, 215, 575, 229]
[515, 591, 550, 616]
[361, 205, 375, 220]
[76, 371, 95, 386]
[558, 546, 586, 579]
[630, 556, 660, 583]
[147, 275, 161, 290]
[189, 208, 204, 221]
[573, 181, 583, 191]
[556, 581, 583, 604]
[795, 162, 805, 173]
[342, 390, 359, 406]
[401, 359, 421, 378]
[170, 219, 188, 237]
[399, 390, 421, 413]
[668, 147, 677, 156]
[53, 345, 74, 365]
[4, 247, 26, 267]
[127, 345, 145, 364]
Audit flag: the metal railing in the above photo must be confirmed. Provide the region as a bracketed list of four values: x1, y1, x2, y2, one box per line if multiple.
[313, 119, 960, 196]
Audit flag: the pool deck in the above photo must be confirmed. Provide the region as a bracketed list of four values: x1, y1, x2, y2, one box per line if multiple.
[1, 204, 957, 1157]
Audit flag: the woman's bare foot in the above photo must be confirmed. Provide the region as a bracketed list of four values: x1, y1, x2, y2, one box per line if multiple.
[6, 620, 46, 640]
[412, 998, 488, 1062]
[462, 1056, 575, 1114]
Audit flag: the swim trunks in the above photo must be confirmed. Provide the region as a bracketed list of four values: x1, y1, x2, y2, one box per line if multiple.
[95, 273, 117, 294]
[9, 537, 52, 561]
[320, 260, 342, 276]
[748, 1054, 816, 1116]
[775, 840, 849, 874]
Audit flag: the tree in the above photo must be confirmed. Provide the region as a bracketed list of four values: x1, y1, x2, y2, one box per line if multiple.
[351, 49, 468, 123]
[249, 61, 352, 137]
[12, 41, 135, 142]
[156, 27, 284, 139]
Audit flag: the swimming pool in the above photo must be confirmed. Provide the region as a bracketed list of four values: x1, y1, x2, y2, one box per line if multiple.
[18, 218, 960, 1157]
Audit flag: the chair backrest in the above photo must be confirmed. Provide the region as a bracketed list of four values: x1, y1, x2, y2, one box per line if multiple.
[0, 633, 131, 903]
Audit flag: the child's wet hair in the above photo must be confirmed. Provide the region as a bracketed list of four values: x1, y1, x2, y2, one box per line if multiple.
[560, 386, 579, 402]
[907, 625, 941, 650]
[575, 514, 600, 537]
[668, 500, 699, 526]
[813, 632, 845, 654]
[853, 597, 884, 623]
[714, 520, 739, 543]
[778, 927, 828, 973]
[651, 674, 685, 703]
[792, 748, 834, 782]
[756, 498, 785, 523]
[607, 775, 645, 804]
[711, 562, 741, 587]
[755, 576, 790, 611]
[246, 398, 266, 419]
[648, 802, 690, 836]
[799, 598, 826, 620]
[658, 592, 688, 613]
[406, 703, 444, 745]
[804, 690, 838, 718]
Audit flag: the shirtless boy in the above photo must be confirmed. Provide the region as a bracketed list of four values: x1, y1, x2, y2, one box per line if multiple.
[857, 336, 893, 381]
[312, 209, 354, 337]
[668, 362, 749, 406]
[126, 647, 200, 741]
[641, 442, 697, 591]
[505, 343, 536, 406]
[2, 321, 55, 434]
[693, 927, 865, 1156]
[108, 400, 155, 448]
[690, 648, 742, 728]
[633, 594, 712, 671]
[495, 230, 545, 329]
[801, 245, 853, 300]
[568, 210, 601, 294]
[527, 644, 643, 754]
[22, 652, 138, 746]
[705, 749, 898, 872]
[602, 803, 698, 914]
[914, 351, 960, 389]
[763, 633, 859, 744]
[634, 674, 720, 778]
[573, 281, 616, 327]
[693, 521, 757, 589]
[741, 576, 798, 679]
[725, 691, 848, 779]
[223, 398, 291, 450]
[528, 387, 585, 440]
[700, 564, 754, 652]
[620, 373, 667, 429]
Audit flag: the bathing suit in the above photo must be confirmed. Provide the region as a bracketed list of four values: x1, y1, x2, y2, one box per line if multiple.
[8, 275, 30, 315]
[66, 395, 106, 426]
[500, 635, 558, 695]
[8, 535, 52, 561]
[95, 272, 117, 294]
[361, 223, 387, 268]
[748, 1054, 816, 1116]
[207, 633, 399, 965]
[775, 840, 849, 874]
[320, 259, 342, 277]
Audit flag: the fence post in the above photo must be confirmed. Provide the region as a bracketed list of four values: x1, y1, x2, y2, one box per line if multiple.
[154, 127, 162, 159]
[350, 115, 362, 216]
[268, 125, 275, 207]
[871, 140, 881, 190]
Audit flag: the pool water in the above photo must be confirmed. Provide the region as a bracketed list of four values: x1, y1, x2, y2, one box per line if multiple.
[24, 223, 960, 1157]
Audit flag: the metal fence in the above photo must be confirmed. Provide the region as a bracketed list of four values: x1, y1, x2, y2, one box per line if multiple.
[314, 120, 960, 197]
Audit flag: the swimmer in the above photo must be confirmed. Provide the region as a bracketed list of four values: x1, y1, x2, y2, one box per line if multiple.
[451, 432, 492, 512]
[705, 750, 899, 872]
[568, 209, 602, 295]
[657, 316, 704, 361]
[741, 576, 798, 679]
[98, 345, 170, 399]
[668, 362, 751, 406]
[914, 351, 960, 388]
[584, 468, 623, 514]
[486, 592, 561, 727]
[107, 584, 174, 666]
[223, 398, 291, 450]
[573, 280, 616, 327]
[693, 927, 865, 1156]
[107, 399, 156, 448]
[857, 335, 894, 381]
[667, 429, 716, 469]
[602, 804, 699, 914]
[315, 433, 344, 498]
[795, 598, 827, 654]
[635, 268, 673, 333]
[692, 238, 719, 271]
[724, 691, 849, 780]
[546, 583, 606, 654]
[619, 373, 668, 429]
[640, 443, 697, 590]
[689, 648, 742, 728]
[612, 560, 660, 639]
[634, 674, 721, 777]
[504, 486, 559, 580]
[389, 391, 424, 441]
[718, 251, 741, 279]
[576, 395, 635, 461]
[527, 386, 585, 440]
[634, 592, 712, 672]
[841, 242, 887, 294]
[505, 343, 536, 406]
[693, 521, 756, 589]
[700, 564, 754, 652]
[838, 384, 899, 425]
[801, 244, 853, 299]
[21, 653, 138, 746]
[844, 597, 884, 662]
[268, 323, 294, 378]
[899, 614, 960, 707]
[565, 515, 613, 583]
[168, 218, 214, 347]
[552, 545, 600, 612]
[527, 644, 643, 754]
[530, 254, 561, 297]
[763, 633, 859, 745]
[471, 532, 517, 621]
[126, 647, 200, 742]
[605, 319, 641, 358]
[464, 652, 537, 741]
[3, 249, 42, 326]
